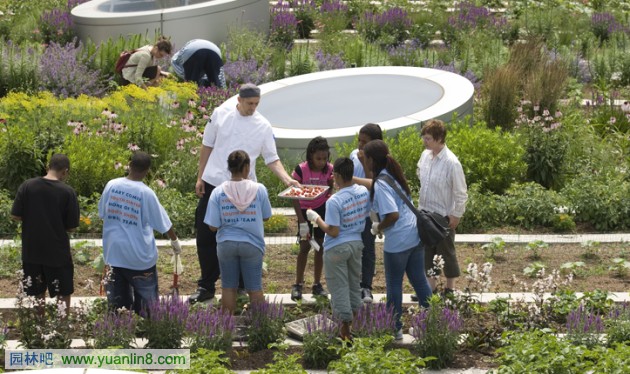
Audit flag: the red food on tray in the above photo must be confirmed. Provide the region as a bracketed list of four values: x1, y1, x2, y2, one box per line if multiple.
[278, 185, 329, 200]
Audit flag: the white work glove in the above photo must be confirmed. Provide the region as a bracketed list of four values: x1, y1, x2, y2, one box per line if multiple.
[170, 239, 182, 255]
[371, 222, 382, 236]
[299, 222, 310, 240]
[306, 209, 320, 223]
[170, 253, 184, 275]
[369, 210, 380, 223]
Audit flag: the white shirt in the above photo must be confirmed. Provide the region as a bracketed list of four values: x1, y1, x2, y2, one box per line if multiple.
[416, 144, 468, 218]
[201, 103, 280, 186]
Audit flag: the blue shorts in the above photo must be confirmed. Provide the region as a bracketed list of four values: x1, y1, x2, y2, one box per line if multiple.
[217, 241, 263, 291]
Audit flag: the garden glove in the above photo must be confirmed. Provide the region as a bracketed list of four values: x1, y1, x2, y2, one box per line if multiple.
[299, 222, 310, 240]
[171, 238, 182, 255]
[306, 209, 320, 223]
[170, 253, 184, 275]
[371, 222, 383, 237]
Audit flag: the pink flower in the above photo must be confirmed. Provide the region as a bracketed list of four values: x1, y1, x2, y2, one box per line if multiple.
[171, 101, 180, 109]
[609, 117, 617, 124]
[188, 99, 197, 108]
[156, 179, 166, 188]
[114, 162, 122, 170]
[185, 111, 194, 121]
[127, 143, 140, 151]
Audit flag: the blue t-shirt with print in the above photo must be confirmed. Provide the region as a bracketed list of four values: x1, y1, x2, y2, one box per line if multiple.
[349, 149, 365, 178]
[205, 183, 272, 253]
[372, 171, 420, 253]
[98, 178, 172, 271]
[323, 184, 369, 250]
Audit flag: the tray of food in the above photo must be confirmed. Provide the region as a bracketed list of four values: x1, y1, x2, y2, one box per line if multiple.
[278, 185, 330, 200]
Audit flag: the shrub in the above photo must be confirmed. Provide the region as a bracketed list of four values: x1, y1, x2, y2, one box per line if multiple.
[38, 0, 83, 45]
[63, 133, 129, 197]
[410, 296, 463, 369]
[0, 189, 20, 237]
[355, 7, 412, 47]
[502, 182, 568, 229]
[172, 348, 232, 374]
[458, 184, 505, 233]
[481, 64, 521, 130]
[152, 185, 197, 240]
[386, 126, 423, 192]
[448, 121, 526, 195]
[0, 125, 44, 195]
[244, 300, 285, 352]
[562, 173, 630, 231]
[39, 41, 107, 98]
[292, 0, 317, 39]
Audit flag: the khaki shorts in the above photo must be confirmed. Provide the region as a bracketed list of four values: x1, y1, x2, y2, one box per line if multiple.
[424, 229, 460, 278]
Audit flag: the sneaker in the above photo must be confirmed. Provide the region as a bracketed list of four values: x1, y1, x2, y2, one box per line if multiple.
[442, 288, 455, 297]
[312, 283, 328, 297]
[188, 287, 214, 304]
[410, 294, 418, 302]
[395, 328, 403, 340]
[361, 288, 373, 303]
[291, 284, 303, 301]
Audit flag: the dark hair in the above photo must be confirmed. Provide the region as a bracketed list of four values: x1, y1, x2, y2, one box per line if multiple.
[363, 140, 410, 200]
[305, 136, 330, 172]
[155, 36, 172, 55]
[333, 157, 353, 182]
[421, 119, 447, 144]
[129, 151, 151, 173]
[49, 154, 70, 172]
[227, 150, 250, 175]
[359, 123, 383, 141]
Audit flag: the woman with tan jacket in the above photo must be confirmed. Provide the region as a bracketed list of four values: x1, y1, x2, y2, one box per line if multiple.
[121, 37, 172, 88]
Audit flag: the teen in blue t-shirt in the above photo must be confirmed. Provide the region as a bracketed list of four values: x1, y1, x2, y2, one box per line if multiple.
[363, 140, 432, 340]
[204, 150, 272, 313]
[306, 157, 369, 341]
[99, 152, 181, 314]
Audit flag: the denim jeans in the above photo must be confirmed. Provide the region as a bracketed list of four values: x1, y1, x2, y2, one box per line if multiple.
[360, 217, 376, 290]
[384, 244, 432, 330]
[107, 265, 158, 314]
[324, 241, 363, 322]
[217, 241, 263, 291]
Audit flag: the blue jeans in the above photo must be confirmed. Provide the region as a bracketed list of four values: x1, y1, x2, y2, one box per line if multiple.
[217, 241, 263, 291]
[384, 244, 431, 330]
[107, 265, 158, 315]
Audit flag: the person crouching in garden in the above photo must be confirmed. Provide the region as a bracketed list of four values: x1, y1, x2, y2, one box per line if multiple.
[204, 150, 272, 313]
[306, 157, 369, 341]
[99, 151, 182, 314]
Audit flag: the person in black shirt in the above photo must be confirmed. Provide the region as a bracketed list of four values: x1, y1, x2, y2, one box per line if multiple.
[11, 154, 80, 314]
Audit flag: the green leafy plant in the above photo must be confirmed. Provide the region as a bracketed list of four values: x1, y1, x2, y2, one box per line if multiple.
[523, 262, 546, 278]
[494, 330, 590, 373]
[252, 342, 307, 374]
[481, 237, 506, 260]
[552, 213, 577, 232]
[609, 258, 630, 278]
[526, 240, 549, 260]
[581, 240, 601, 260]
[167, 348, 231, 374]
[560, 261, 587, 278]
[328, 336, 431, 373]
